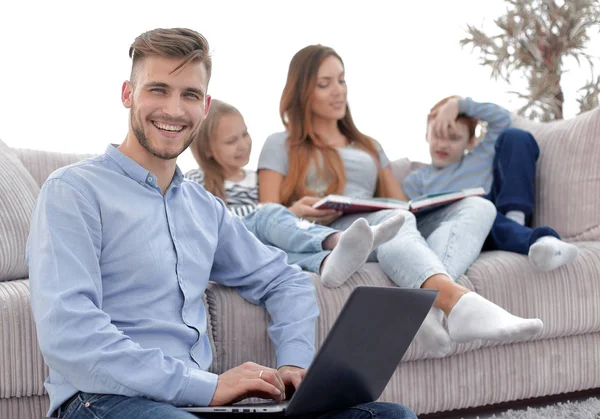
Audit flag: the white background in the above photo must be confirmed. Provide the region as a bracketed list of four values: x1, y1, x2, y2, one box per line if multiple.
[1, 0, 597, 173]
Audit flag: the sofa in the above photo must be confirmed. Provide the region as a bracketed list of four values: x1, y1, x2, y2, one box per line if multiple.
[1, 106, 599, 419]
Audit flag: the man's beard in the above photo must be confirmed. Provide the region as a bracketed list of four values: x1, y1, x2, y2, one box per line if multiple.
[131, 108, 196, 160]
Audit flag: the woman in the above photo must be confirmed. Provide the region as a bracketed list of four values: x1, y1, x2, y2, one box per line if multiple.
[257, 44, 543, 357]
[186, 99, 405, 288]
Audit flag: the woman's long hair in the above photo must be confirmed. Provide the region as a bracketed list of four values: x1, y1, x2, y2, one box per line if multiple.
[279, 45, 386, 206]
[189, 99, 242, 202]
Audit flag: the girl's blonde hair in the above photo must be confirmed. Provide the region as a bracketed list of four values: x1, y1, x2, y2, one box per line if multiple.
[189, 99, 242, 202]
[279, 44, 387, 206]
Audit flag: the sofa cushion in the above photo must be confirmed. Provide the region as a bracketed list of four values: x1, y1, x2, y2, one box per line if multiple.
[0, 140, 40, 282]
[512, 107, 600, 241]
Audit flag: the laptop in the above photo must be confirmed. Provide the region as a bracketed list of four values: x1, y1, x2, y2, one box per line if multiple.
[183, 286, 437, 416]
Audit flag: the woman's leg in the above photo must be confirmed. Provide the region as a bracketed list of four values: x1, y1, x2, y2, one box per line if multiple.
[332, 209, 543, 346]
[414, 199, 543, 343]
[331, 210, 456, 356]
[416, 196, 497, 281]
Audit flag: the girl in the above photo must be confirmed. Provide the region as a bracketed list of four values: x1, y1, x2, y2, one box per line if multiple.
[257, 44, 544, 357]
[404, 96, 579, 271]
[185, 99, 405, 287]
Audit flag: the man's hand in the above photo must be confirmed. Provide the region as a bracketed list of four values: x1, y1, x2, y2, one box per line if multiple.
[278, 365, 306, 399]
[288, 196, 342, 225]
[209, 362, 286, 406]
[430, 97, 460, 140]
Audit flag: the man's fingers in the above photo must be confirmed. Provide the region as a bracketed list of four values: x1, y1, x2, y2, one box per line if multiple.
[253, 378, 284, 401]
[289, 372, 303, 390]
[256, 369, 285, 399]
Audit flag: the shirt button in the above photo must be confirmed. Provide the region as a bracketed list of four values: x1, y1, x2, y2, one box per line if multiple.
[147, 175, 153, 183]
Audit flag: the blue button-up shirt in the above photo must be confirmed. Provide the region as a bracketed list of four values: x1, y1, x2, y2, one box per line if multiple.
[26, 145, 318, 415]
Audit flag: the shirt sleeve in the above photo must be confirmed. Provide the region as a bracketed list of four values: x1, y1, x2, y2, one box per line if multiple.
[257, 132, 290, 175]
[209, 197, 319, 370]
[373, 139, 390, 169]
[402, 169, 425, 200]
[27, 178, 218, 407]
[458, 97, 513, 152]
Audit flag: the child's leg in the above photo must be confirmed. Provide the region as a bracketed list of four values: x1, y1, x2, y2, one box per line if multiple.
[490, 128, 540, 219]
[242, 203, 331, 253]
[485, 214, 579, 270]
[484, 212, 535, 254]
[528, 233, 580, 271]
[243, 203, 403, 284]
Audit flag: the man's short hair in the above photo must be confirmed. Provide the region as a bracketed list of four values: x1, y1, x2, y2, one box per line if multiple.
[129, 28, 212, 85]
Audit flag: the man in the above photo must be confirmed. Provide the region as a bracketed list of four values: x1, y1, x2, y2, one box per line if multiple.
[27, 28, 416, 419]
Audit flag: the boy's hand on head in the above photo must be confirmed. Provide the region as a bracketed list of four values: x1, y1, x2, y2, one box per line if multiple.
[432, 97, 460, 139]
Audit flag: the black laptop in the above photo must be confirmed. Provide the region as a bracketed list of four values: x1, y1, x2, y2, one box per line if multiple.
[183, 286, 437, 416]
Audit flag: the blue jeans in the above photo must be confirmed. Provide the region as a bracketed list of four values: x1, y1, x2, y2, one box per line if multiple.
[483, 128, 560, 254]
[56, 392, 417, 419]
[242, 203, 336, 274]
[329, 196, 496, 287]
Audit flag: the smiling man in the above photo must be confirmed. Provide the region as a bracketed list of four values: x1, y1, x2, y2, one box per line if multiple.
[26, 28, 319, 419]
[26, 28, 417, 419]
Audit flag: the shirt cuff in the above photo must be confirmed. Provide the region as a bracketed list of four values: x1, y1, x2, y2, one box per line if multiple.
[276, 344, 314, 370]
[178, 368, 219, 407]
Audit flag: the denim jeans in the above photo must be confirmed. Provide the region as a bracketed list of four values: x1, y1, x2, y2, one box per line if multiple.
[242, 203, 336, 274]
[56, 392, 417, 419]
[329, 196, 496, 287]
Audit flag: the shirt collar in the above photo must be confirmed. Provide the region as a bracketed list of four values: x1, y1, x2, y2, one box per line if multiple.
[105, 144, 184, 188]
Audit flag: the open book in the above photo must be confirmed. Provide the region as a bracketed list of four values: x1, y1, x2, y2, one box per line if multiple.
[312, 187, 486, 214]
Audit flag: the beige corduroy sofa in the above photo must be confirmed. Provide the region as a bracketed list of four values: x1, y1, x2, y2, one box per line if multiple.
[1, 107, 599, 419]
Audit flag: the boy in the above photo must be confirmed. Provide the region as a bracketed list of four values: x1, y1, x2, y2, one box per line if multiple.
[403, 96, 579, 271]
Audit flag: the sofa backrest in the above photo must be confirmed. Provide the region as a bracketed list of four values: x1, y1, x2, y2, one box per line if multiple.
[0, 141, 40, 282]
[13, 148, 96, 188]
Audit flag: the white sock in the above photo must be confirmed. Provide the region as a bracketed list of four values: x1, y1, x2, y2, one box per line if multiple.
[447, 292, 543, 344]
[320, 218, 373, 288]
[505, 210, 526, 226]
[412, 307, 452, 358]
[528, 236, 580, 272]
[371, 212, 406, 250]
